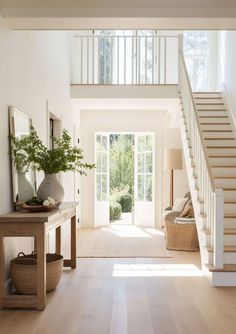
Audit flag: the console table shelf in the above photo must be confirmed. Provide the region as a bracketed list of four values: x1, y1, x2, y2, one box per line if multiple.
[0, 205, 77, 310]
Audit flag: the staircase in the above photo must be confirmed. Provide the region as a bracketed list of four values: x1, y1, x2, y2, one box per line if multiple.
[179, 52, 236, 286]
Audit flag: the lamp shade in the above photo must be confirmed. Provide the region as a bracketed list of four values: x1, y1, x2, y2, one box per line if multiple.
[164, 149, 182, 170]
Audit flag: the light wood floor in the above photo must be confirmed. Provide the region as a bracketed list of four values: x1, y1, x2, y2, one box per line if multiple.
[1, 229, 236, 334]
[77, 225, 171, 258]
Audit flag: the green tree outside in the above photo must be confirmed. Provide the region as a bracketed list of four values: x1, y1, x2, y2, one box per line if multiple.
[109, 134, 134, 205]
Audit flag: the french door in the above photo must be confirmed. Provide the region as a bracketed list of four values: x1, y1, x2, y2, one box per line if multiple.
[134, 133, 155, 227]
[95, 133, 109, 226]
[94, 132, 155, 227]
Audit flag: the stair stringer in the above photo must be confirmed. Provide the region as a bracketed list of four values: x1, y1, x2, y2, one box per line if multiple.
[179, 105, 214, 284]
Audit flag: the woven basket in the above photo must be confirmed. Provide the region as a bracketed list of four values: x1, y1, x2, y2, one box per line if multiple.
[10, 252, 63, 295]
[165, 221, 199, 251]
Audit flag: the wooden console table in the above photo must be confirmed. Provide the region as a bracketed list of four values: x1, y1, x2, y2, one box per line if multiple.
[0, 205, 77, 310]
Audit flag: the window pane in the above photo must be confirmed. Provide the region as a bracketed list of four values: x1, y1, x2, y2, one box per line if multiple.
[146, 135, 153, 151]
[138, 153, 145, 173]
[146, 153, 152, 173]
[184, 31, 208, 56]
[96, 153, 101, 173]
[98, 35, 112, 84]
[96, 175, 101, 201]
[138, 136, 146, 152]
[146, 175, 152, 201]
[102, 174, 107, 200]
[101, 136, 107, 151]
[138, 174, 145, 200]
[96, 135, 101, 151]
[102, 152, 107, 173]
[147, 37, 153, 84]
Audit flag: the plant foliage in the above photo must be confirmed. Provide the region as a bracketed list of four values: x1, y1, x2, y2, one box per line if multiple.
[109, 201, 122, 220]
[10, 127, 95, 175]
[109, 135, 134, 202]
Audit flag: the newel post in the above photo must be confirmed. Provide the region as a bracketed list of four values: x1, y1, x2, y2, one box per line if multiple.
[213, 189, 224, 269]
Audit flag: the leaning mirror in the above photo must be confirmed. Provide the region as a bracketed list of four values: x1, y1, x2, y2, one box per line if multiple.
[9, 106, 36, 205]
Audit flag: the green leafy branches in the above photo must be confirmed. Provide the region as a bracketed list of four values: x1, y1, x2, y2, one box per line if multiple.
[10, 127, 95, 175]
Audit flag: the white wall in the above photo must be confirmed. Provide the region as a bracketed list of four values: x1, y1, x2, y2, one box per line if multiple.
[219, 32, 236, 121]
[80, 108, 189, 228]
[0, 20, 78, 273]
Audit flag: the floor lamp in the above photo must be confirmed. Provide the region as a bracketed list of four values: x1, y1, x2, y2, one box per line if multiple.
[164, 149, 183, 207]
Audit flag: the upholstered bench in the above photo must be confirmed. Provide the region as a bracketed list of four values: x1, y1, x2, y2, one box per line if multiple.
[165, 217, 199, 251]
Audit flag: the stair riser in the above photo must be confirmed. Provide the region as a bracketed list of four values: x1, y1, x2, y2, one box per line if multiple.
[201, 124, 232, 131]
[224, 192, 236, 201]
[209, 157, 236, 166]
[211, 272, 236, 287]
[196, 99, 223, 104]
[207, 148, 236, 156]
[224, 218, 236, 228]
[194, 93, 221, 99]
[198, 217, 236, 229]
[208, 252, 236, 264]
[212, 168, 236, 177]
[205, 140, 236, 147]
[197, 105, 227, 111]
[202, 132, 234, 139]
[198, 111, 228, 117]
[215, 179, 236, 188]
[200, 118, 229, 124]
[205, 234, 236, 246]
[224, 203, 236, 214]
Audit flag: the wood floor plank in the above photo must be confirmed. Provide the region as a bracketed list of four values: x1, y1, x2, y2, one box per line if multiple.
[2, 229, 236, 334]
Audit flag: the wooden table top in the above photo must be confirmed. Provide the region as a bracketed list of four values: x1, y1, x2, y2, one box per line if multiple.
[0, 203, 78, 224]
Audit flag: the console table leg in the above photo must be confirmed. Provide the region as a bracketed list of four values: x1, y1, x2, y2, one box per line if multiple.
[36, 224, 46, 310]
[56, 226, 61, 255]
[0, 236, 5, 309]
[71, 215, 77, 269]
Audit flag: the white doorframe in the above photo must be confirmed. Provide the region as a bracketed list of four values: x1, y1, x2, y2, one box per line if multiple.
[134, 132, 155, 227]
[94, 131, 155, 228]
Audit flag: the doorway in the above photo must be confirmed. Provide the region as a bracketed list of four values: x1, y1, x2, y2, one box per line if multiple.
[95, 132, 155, 228]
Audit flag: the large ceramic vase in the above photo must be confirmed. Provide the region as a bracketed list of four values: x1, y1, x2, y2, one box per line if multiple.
[37, 173, 64, 204]
[17, 172, 35, 202]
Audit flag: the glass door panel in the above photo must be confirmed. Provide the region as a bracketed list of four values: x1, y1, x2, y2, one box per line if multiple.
[134, 133, 155, 227]
[95, 133, 109, 226]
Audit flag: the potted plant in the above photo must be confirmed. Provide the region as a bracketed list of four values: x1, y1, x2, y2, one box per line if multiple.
[10, 127, 95, 204]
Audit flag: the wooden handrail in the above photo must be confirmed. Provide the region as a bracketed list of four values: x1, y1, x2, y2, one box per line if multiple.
[179, 51, 216, 192]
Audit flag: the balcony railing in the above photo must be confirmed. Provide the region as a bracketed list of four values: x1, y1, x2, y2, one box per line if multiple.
[71, 34, 179, 85]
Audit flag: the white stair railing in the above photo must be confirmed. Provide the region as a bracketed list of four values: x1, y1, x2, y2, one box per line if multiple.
[179, 45, 224, 269]
[72, 34, 179, 85]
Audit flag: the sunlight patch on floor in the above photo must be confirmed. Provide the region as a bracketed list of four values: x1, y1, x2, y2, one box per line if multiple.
[102, 225, 151, 238]
[113, 263, 203, 277]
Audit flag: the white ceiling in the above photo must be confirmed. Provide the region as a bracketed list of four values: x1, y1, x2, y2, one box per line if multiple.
[1, 0, 236, 30]
[1, 0, 236, 7]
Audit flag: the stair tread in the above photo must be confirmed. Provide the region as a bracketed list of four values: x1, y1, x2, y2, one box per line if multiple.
[209, 156, 236, 158]
[198, 109, 227, 112]
[214, 176, 236, 179]
[203, 130, 233, 132]
[206, 264, 236, 272]
[207, 147, 236, 149]
[199, 116, 228, 118]
[205, 138, 235, 140]
[212, 165, 236, 168]
[200, 123, 230, 125]
[196, 103, 225, 105]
